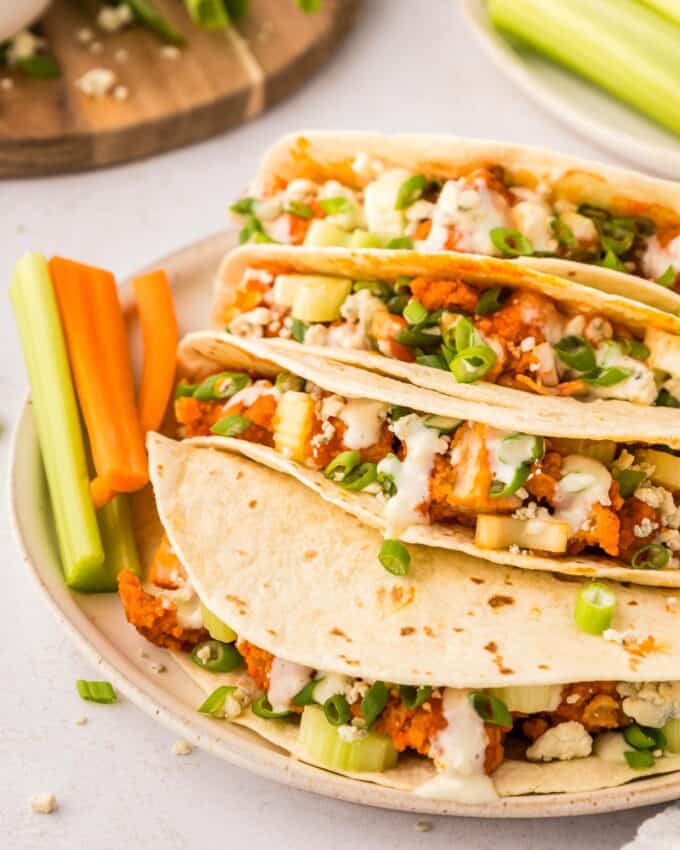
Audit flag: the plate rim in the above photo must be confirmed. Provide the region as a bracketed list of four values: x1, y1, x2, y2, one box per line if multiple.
[8, 229, 680, 818]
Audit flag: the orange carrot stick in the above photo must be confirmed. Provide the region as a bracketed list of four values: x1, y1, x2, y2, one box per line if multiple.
[50, 257, 148, 495]
[90, 476, 116, 509]
[133, 270, 178, 434]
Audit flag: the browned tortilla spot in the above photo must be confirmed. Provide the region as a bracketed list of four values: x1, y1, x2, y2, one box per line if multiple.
[488, 595, 515, 608]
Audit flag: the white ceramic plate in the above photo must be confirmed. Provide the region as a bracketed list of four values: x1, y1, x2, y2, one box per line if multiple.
[9, 231, 680, 817]
[460, 0, 680, 179]
[0, 0, 51, 43]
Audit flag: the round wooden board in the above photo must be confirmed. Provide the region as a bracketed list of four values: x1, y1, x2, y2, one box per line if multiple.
[0, 0, 359, 177]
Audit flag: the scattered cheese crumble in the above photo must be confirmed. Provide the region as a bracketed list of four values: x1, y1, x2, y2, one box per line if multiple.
[30, 793, 57, 814]
[172, 739, 192, 756]
[97, 4, 133, 33]
[76, 68, 117, 98]
[526, 721, 592, 762]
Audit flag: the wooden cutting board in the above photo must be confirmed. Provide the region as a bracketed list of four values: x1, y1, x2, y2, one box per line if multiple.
[0, 0, 359, 177]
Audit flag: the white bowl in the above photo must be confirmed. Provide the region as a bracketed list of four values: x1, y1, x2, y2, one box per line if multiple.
[0, 0, 51, 44]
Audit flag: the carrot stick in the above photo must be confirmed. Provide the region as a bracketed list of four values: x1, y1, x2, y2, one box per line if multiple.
[133, 269, 179, 434]
[91, 476, 117, 509]
[50, 257, 148, 494]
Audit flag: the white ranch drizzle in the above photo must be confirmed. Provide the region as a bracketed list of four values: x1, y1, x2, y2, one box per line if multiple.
[338, 399, 388, 450]
[553, 455, 612, 534]
[267, 658, 314, 713]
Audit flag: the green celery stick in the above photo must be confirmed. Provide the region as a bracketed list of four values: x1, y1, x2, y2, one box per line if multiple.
[184, 0, 230, 30]
[10, 253, 106, 591]
[637, 0, 680, 27]
[126, 0, 187, 45]
[489, 0, 680, 137]
[97, 495, 142, 592]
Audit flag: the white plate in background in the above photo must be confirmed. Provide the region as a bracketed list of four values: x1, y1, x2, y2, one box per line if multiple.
[0, 0, 51, 43]
[460, 0, 680, 179]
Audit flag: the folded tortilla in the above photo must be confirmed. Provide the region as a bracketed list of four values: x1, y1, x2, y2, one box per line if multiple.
[214, 245, 680, 423]
[175, 331, 680, 587]
[148, 434, 680, 799]
[246, 131, 680, 313]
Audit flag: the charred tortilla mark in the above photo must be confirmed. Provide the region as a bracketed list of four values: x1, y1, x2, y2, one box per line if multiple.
[304, 550, 318, 561]
[484, 641, 498, 654]
[488, 595, 515, 608]
[453, 627, 464, 633]
[267, 628, 278, 636]
[400, 627, 416, 636]
[330, 627, 352, 642]
[248, 499, 258, 509]
[236, 471, 244, 480]
[423, 626, 435, 637]
[470, 577, 485, 585]
[538, 664, 550, 670]
[628, 601, 639, 606]
[339, 655, 360, 666]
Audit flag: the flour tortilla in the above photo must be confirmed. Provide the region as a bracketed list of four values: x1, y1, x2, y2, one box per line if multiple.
[251, 131, 680, 314]
[150, 435, 680, 798]
[213, 245, 680, 430]
[176, 331, 680, 586]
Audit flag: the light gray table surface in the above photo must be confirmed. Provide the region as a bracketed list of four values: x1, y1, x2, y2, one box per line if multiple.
[0, 1, 673, 847]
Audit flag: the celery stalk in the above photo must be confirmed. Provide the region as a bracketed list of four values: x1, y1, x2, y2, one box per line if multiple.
[10, 253, 106, 591]
[488, 0, 680, 137]
[97, 495, 141, 591]
[637, 0, 680, 28]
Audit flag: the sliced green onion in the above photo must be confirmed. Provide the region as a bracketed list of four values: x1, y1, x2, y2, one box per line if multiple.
[251, 695, 291, 719]
[18, 54, 60, 79]
[320, 197, 351, 215]
[631, 544, 670, 570]
[377, 468, 397, 497]
[395, 326, 442, 347]
[599, 249, 626, 272]
[239, 215, 265, 244]
[341, 462, 378, 491]
[551, 217, 576, 248]
[422, 415, 461, 434]
[657, 266, 677, 288]
[583, 366, 632, 386]
[600, 224, 635, 257]
[403, 299, 429, 325]
[489, 464, 531, 498]
[619, 339, 650, 361]
[657, 388, 680, 408]
[388, 406, 410, 421]
[378, 539, 411, 576]
[395, 174, 426, 210]
[210, 416, 252, 438]
[387, 294, 409, 315]
[200, 603, 237, 642]
[323, 694, 351, 726]
[613, 468, 645, 499]
[275, 372, 305, 392]
[198, 685, 239, 717]
[76, 680, 117, 704]
[361, 681, 390, 728]
[296, 0, 322, 11]
[625, 749, 656, 770]
[498, 433, 544, 466]
[324, 450, 361, 482]
[393, 276, 413, 294]
[191, 639, 243, 673]
[470, 692, 512, 727]
[490, 227, 533, 257]
[229, 197, 255, 215]
[449, 345, 497, 383]
[475, 286, 508, 316]
[127, 0, 186, 44]
[193, 371, 251, 401]
[612, 215, 656, 237]
[416, 353, 448, 370]
[293, 678, 321, 707]
[353, 279, 391, 299]
[386, 237, 414, 250]
[624, 724, 660, 751]
[286, 200, 314, 219]
[185, 0, 229, 29]
[399, 685, 432, 710]
[175, 381, 198, 398]
[554, 335, 597, 372]
[574, 582, 616, 634]
[291, 318, 307, 343]
[453, 316, 478, 352]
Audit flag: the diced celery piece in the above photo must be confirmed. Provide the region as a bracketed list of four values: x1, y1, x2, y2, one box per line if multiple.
[201, 602, 237, 643]
[298, 706, 398, 772]
[273, 391, 315, 462]
[475, 515, 570, 553]
[635, 448, 680, 491]
[549, 439, 617, 466]
[273, 274, 306, 308]
[304, 220, 351, 248]
[487, 685, 562, 714]
[348, 230, 388, 249]
[291, 276, 352, 323]
[663, 717, 680, 753]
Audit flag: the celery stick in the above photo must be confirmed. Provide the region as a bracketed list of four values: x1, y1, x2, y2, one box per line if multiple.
[97, 495, 141, 591]
[10, 253, 106, 591]
[489, 0, 680, 137]
[638, 0, 680, 27]
[126, 0, 187, 45]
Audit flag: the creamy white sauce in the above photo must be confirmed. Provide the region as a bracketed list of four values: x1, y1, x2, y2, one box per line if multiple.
[267, 657, 314, 713]
[642, 234, 680, 280]
[338, 399, 388, 450]
[317, 179, 365, 230]
[511, 200, 556, 252]
[485, 428, 526, 487]
[590, 342, 657, 405]
[312, 673, 353, 704]
[227, 380, 281, 410]
[553, 455, 612, 534]
[415, 689, 498, 803]
[147, 580, 203, 630]
[378, 414, 449, 536]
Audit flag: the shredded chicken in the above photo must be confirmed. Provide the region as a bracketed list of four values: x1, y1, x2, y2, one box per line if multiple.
[410, 276, 478, 313]
[522, 682, 627, 741]
[237, 640, 274, 692]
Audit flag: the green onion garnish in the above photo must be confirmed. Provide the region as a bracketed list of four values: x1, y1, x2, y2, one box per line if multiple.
[657, 388, 680, 408]
[600, 224, 634, 257]
[251, 695, 291, 719]
[378, 539, 411, 576]
[324, 450, 361, 482]
[624, 724, 661, 751]
[475, 286, 508, 316]
[18, 54, 60, 79]
[175, 381, 198, 398]
[422, 415, 461, 434]
[185, 0, 229, 30]
[193, 371, 251, 401]
[76, 680, 117, 704]
[470, 692, 512, 727]
[490, 227, 533, 257]
[377, 469, 397, 497]
[361, 681, 389, 728]
[583, 366, 632, 387]
[210, 416, 252, 438]
[574, 582, 616, 634]
[323, 694, 351, 726]
[453, 316, 478, 352]
[399, 685, 432, 710]
[296, 0, 322, 11]
[286, 200, 314, 219]
[394, 276, 412, 294]
[275, 372, 305, 392]
[353, 279, 391, 299]
[230, 197, 255, 215]
[403, 298, 429, 325]
[625, 749, 656, 770]
[551, 217, 576, 248]
[292, 678, 321, 707]
[554, 335, 596, 372]
[388, 406, 410, 420]
[191, 639, 243, 673]
[320, 197, 351, 215]
[631, 544, 670, 570]
[388, 294, 409, 315]
[395, 174, 426, 210]
[291, 318, 307, 343]
[599, 249, 626, 272]
[386, 237, 414, 250]
[489, 464, 531, 499]
[657, 266, 677, 288]
[612, 468, 645, 499]
[198, 685, 239, 717]
[619, 339, 650, 361]
[395, 326, 442, 347]
[340, 462, 378, 491]
[127, 0, 187, 45]
[449, 345, 497, 383]
[416, 353, 448, 370]
[239, 215, 265, 244]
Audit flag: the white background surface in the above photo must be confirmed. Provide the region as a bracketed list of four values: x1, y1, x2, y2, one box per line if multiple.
[0, 1, 673, 847]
